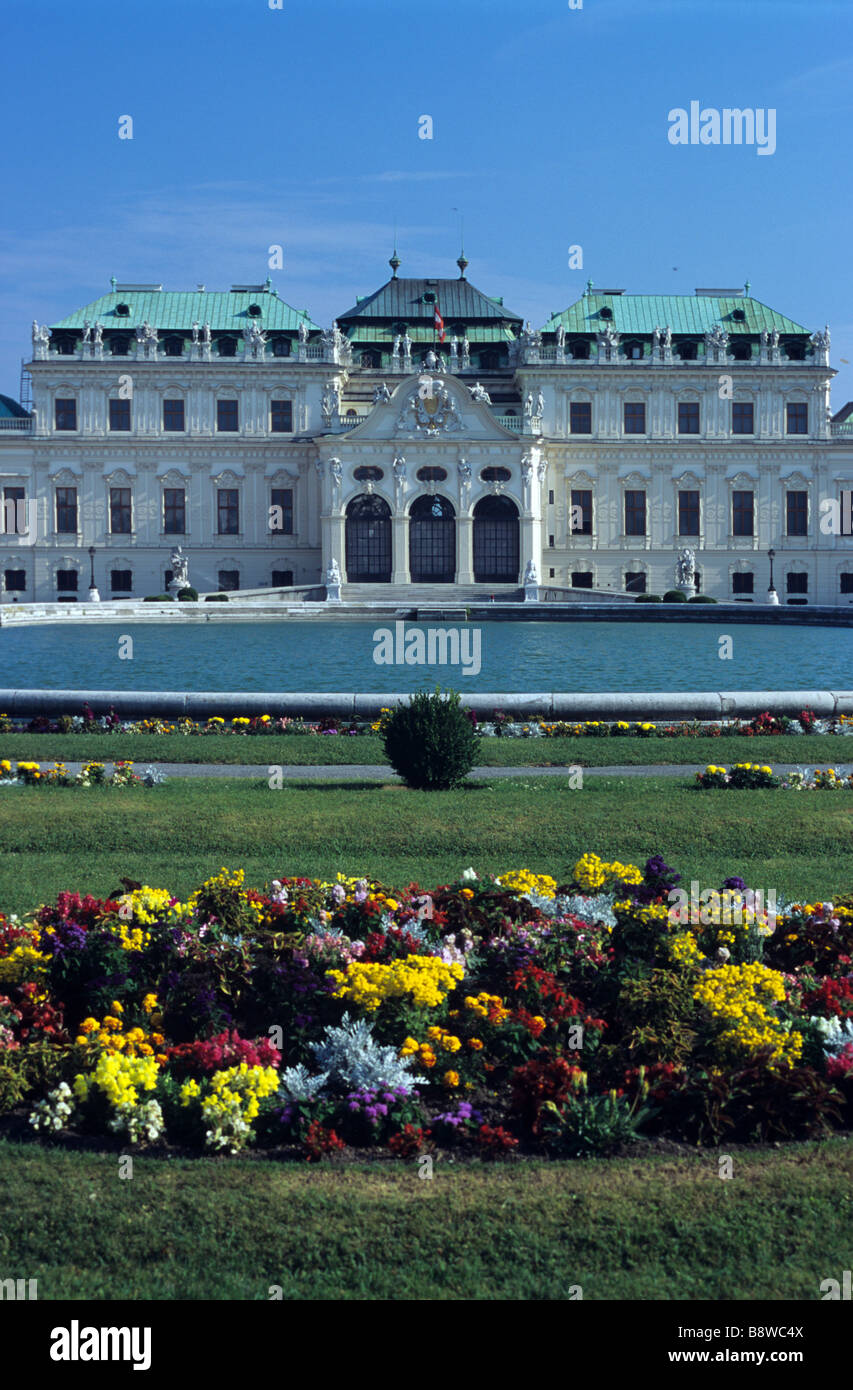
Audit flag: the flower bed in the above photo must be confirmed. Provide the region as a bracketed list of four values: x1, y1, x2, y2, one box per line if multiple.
[696, 763, 853, 790]
[2, 859, 852, 1159]
[2, 706, 850, 740]
[0, 760, 166, 788]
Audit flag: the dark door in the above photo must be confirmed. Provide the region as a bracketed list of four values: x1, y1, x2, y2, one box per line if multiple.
[345, 494, 392, 581]
[409, 494, 455, 583]
[473, 496, 519, 582]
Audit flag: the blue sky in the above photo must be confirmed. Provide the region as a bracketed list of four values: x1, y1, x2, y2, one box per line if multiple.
[3, 0, 853, 401]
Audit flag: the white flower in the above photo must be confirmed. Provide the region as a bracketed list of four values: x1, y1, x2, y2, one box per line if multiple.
[461, 867, 479, 882]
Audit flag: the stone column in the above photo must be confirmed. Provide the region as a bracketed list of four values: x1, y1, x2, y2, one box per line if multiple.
[456, 513, 474, 584]
[392, 513, 409, 585]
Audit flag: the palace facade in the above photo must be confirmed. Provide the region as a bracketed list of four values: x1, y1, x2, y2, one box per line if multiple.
[2, 253, 853, 605]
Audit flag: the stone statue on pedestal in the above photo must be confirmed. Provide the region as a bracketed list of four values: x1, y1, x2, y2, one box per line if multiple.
[676, 547, 695, 590]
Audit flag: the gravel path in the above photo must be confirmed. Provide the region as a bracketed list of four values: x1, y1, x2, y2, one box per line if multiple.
[46, 761, 832, 781]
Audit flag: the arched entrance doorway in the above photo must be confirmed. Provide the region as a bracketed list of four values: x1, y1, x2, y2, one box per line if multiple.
[473, 495, 520, 582]
[409, 494, 456, 583]
[345, 494, 392, 582]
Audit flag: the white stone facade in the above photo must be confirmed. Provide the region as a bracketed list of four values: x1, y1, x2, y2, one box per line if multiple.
[3, 297, 853, 606]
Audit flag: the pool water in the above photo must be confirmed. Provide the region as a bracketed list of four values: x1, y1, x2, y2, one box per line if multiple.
[1, 620, 851, 692]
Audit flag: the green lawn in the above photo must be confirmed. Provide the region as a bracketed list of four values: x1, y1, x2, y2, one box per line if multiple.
[0, 1137, 848, 1299]
[2, 732, 851, 767]
[1, 775, 851, 912]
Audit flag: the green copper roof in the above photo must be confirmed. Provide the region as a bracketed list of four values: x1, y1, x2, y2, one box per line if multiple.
[543, 293, 811, 337]
[50, 284, 318, 333]
[346, 324, 512, 345]
[337, 277, 523, 325]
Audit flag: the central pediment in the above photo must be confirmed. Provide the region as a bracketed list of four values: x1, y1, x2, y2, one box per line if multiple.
[333, 373, 522, 442]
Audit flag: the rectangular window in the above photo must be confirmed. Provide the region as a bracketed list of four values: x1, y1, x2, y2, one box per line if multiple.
[625, 571, 647, 593]
[55, 487, 78, 533]
[217, 488, 239, 535]
[571, 572, 593, 589]
[786, 402, 808, 434]
[217, 399, 238, 432]
[54, 398, 77, 431]
[548, 533, 555, 548]
[163, 488, 186, 535]
[786, 491, 808, 537]
[218, 570, 240, 591]
[270, 399, 293, 433]
[56, 570, 78, 592]
[548, 489, 554, 505]
[3, 486, 25, 535]
[110, 487, 132, 534]
[4, 569, 26, 592]
[110, 570, 132, 593]
[786, 572, 808, 594]
[732, 490, 754, 536]
[678, 401, 700, 435]
[272, 569, 294, 588]
[163, 398, 185, 431]
[570, 489, 592, 535]
[678, 490, 700, 536]
[623, 402, 646, 434]
[732, 573, 754, 595]
[842, 491, 853, 537]
[624, 489, 646, 536]
[570, 401, 592, 434]
[270, 488, 293, 534]
[109, 398, 131, 431]
[732, 402, 754, 434]
[841, 573, 853, 594]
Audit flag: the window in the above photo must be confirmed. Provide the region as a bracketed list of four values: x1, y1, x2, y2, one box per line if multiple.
[164, 336, 184, 358]
[624, 490, 646, 536]
[55, 398, 77, 430]
[55, 487, 77, 533]
[416, 466, 448, 482]
[110, 570, 132, 593]
[623, 402, 646, 434]
[676, 340, 698, 360]
[570, 401, 592, 433]
[694, 570, 702, 592]
[548, 533, 555, 548]
[272, 569, 294, 588]
[732, 402, 754, 434]
[56, 570, 78, 592]
[3, 487, 25, 535]
[110, 336, 130, 356]
[218, 570, 240, 591]
[786, 402, 808, 434]
[548, 489, 554, 505]
[109, 398, 131, 431]
[481, 466, 512, 482]
[4, 570, 25, 592]
[730, 340, 751, 361]
[732, 573, 754, 595]
[624, 340, 644, 360]
[732, 490, 754, 536]
[217, 399, 238, 432]
[272, 337, 291, 358]
[218, 337, 237, 358]
[571, 572, 593, 589]
[678, 401, 700, 434]
[786, 572, 808, 594]
[270, 488, 293, 534]
[678, 490, 700, 536]
[53, 335, 75, 355]
[786, 491, 808, 537]
[841, 574, 853, 594]
[163, 488, 186, 534]
[163, 399, 185, 431]
[625, 571, 647, 593]
[110, 487, 132, 534]
[217, 488, 239, 534]
[353, 466, 383, 482]
[568, 339, 590, 360]
[784, 340, 806, 361]
[270, 400, 293, 433]
[571, 490, 592, 534]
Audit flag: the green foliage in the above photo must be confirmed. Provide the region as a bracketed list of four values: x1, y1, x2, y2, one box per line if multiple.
[143, 594, 175, 602]
[689, 594, 717, 603]
[380, 688, 480, 790]
[613, 969, 699, 1065]
[662, 589, 689, 602]
[635, 593, 662, 602]
[177, 587, 199, 601]
[539, 1089, 654, 1155]
[205, 593, 230, 602]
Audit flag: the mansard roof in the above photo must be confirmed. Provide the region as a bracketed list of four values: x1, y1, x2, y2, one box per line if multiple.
[337, 276, 523, 327]
[50, 283, 318, 333]
[543, 290, 811, 337]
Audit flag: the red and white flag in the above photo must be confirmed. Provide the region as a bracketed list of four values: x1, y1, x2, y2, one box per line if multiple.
[434, 305, 445, 341]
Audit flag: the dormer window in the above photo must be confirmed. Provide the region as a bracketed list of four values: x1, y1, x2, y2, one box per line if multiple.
[422, 292, 436, 304]
[599, 306, 613, 320]
[731, 308, 746, 321]
[248, 304, 262, 317]
[115, 303, 131, 316]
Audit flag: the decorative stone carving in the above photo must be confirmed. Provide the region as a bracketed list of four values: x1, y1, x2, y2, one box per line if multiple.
[676, 547, 695, 591]
[168, 545, 189, 594]
[469, 381, 491, 404]
[298, 320, 309, 344]
[395, 379, 461, 435]
[373, 382, 392, 404]
[461, 336, 470, 369]
[597, 326, 620, 361]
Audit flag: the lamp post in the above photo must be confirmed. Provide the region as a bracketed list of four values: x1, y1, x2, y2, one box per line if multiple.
[87, 545, 101, 603]
[767, 547, 779, 606]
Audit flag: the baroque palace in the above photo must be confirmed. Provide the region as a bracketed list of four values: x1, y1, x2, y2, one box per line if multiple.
[2, 251, 853, 605]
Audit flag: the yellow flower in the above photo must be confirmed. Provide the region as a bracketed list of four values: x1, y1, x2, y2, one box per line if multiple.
[443, 1071, 460, 1088]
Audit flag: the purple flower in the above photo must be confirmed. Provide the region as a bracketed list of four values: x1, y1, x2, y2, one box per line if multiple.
[723, 876, 747, 892]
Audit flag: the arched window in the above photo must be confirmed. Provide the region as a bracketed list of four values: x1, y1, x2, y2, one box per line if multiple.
[345, 494, 392, 582]
[480, 466, 512, 483]
[409, 494, 456, 583]
[353, 466, 383, 482]
[473, 496, 519, 583]
[416, 466, 447, 483]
